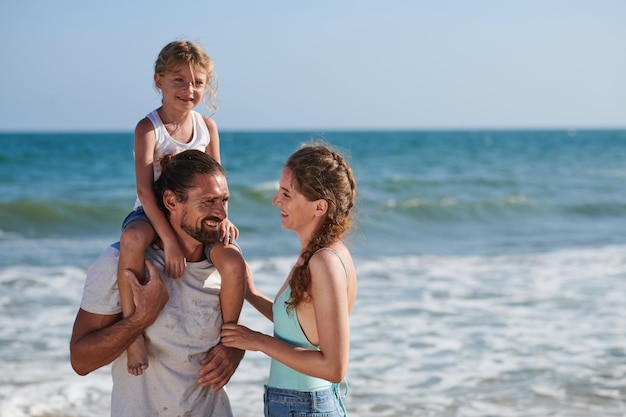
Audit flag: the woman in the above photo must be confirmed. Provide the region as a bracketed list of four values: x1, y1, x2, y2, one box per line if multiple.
[221, 143, 357, 417]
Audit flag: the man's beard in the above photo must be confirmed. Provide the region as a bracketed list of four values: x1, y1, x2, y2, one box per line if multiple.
[180, 212, 221, 245]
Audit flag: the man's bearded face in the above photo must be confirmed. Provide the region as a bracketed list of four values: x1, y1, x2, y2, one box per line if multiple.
[180, 209, 221, 245]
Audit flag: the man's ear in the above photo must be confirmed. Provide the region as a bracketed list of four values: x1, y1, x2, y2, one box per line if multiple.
[314, 199, 328, 217]
[163, 190, 177, 211]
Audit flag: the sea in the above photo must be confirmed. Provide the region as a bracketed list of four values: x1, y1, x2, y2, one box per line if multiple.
[1, 129, 626, 417]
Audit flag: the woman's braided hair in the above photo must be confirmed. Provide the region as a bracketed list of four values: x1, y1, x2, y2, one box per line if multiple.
[285, 143, 356, 310]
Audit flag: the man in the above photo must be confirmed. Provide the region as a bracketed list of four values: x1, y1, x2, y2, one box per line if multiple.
[70, 150, 246, 416]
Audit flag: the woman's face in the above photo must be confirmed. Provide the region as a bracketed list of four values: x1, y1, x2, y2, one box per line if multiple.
[272, 167, 318, 232]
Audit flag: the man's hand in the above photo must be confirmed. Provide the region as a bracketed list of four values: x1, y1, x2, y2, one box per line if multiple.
[70, 260, 169, 376]
[126, 260, 169, 326]
[196, 343, 244, 391]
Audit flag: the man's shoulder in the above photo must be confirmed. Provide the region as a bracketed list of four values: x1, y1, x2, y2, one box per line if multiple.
[88, 244, 120, 272]
[81, 244, 122, 315]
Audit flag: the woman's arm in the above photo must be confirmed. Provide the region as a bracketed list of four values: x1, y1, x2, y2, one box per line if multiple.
[244, 264, 274, 321]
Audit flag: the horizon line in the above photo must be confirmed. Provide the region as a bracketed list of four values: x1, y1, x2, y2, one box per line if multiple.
[1, 126, 626, 135]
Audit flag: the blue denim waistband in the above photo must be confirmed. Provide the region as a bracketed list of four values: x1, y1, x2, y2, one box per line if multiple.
[264, 383, 348, 417]
[264, 385, 335, 404]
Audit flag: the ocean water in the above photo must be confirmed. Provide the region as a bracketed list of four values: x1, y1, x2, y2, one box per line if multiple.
[1, 129, 626, 416]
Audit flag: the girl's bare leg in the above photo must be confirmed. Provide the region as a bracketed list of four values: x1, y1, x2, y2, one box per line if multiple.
[117, 220, 156, 376]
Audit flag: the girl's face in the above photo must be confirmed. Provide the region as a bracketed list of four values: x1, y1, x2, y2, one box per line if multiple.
[272, 167, 318, 233]
[155, 65, 207, 111]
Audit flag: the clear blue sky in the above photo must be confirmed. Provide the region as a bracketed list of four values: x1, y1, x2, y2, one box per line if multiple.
[1, 0, 624, 132]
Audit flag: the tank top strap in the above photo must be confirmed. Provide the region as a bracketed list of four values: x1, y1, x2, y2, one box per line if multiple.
[313, 248, 348, 285]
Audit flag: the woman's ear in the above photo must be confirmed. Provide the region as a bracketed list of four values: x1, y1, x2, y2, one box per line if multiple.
[314, 199, 328, 217]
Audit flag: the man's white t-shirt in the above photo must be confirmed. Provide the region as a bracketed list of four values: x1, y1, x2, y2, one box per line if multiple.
[80, 244, 232, 417]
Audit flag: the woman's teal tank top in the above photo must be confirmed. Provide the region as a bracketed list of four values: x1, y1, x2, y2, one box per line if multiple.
[267, 248, 348, 391]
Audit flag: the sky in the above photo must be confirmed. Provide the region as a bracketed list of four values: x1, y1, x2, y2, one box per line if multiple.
[1, 0, 624, 132]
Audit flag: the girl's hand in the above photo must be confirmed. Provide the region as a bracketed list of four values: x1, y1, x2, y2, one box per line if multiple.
[163, 239, 186, 279]
[219, 218, 239, 245]
[220, 323, 264, 351]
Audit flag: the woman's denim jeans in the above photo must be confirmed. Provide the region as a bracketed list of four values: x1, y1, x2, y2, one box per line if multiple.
[264, 384, 347, 417]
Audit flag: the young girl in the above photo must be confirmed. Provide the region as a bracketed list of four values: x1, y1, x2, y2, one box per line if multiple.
[221, 143, 357, 417]
[119, 40, 238, 375]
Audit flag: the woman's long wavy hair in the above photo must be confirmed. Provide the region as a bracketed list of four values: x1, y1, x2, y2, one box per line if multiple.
[285, 143, 356, 311]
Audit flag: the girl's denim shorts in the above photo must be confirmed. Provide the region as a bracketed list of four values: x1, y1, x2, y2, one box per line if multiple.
[121, 207, 150, 229]
[264, 384, 347, 417]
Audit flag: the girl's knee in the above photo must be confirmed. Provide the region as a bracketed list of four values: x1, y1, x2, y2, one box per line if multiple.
[120, 222, 154, 251]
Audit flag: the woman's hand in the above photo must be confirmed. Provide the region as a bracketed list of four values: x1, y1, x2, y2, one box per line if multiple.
[220, 323, 265, 351]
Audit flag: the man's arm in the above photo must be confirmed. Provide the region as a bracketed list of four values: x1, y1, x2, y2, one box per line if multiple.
[70, 262, 169, 375]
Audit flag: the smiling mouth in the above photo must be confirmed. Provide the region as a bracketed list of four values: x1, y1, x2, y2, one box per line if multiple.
[204, 220, 220, 228]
